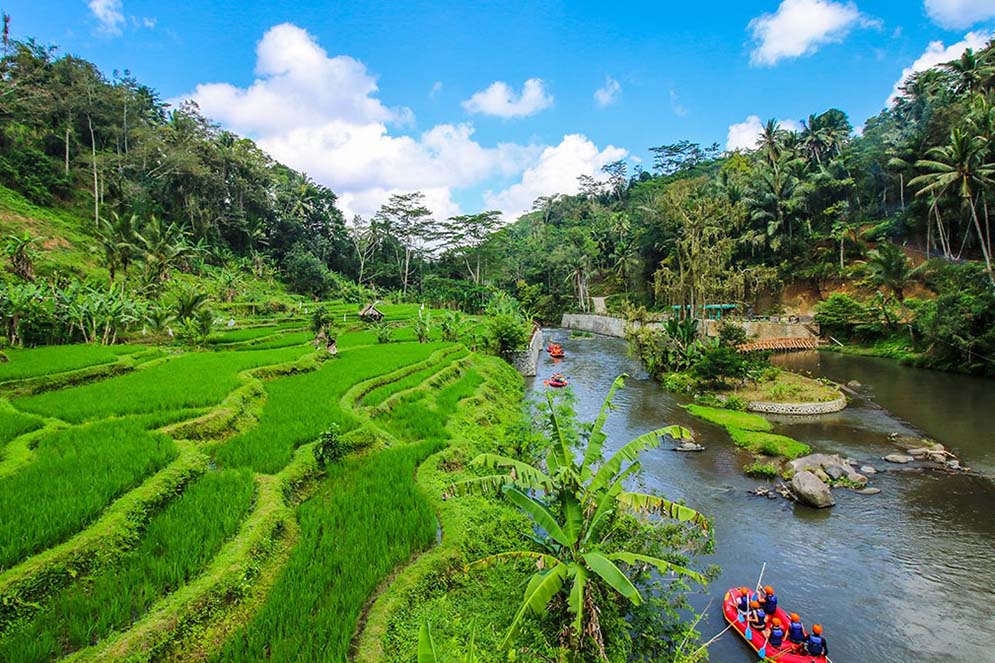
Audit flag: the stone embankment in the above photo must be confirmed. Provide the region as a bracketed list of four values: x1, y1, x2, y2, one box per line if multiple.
[746, 395, 847, 415]
[509, 326, 543, 377]
[560, 313, 821, 343]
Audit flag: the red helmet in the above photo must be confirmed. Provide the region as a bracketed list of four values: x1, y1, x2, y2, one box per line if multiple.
[764, 585, 774, 594]
[813, 624, 823, 635]
[790, 613, 800, 622]
[773, 618, 782, 627]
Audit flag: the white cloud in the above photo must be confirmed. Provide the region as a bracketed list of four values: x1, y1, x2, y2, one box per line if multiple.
[462, 78, 553, 118]
[888, 30, 995, 104]
[748, 0, 878, 66]
[924, 0, 995, 30]
[429, 81, 443, 98]
[175, 23, 570, 220]
[88, 0, 125, 35]
[726, 115, 803, 151]
[594, 76, 621, 107]
[484, 135, 627, 220]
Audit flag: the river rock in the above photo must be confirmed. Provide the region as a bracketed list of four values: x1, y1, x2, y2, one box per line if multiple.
[813, 468, 831, 483]
[847, 380, 862, 388]
[946, 459, 962, 470]
[789, 453, 847, 474]
[857, 487, 881, 495]
[860, 465, 878, 475]
[907, 447, 932, 458]
[675, 442, 705, 452]
[791, 470, 835, 508]
[929, 453, 947, 463]
[884, 453, 915, 464]
[844, 469, 868, 485]
[825, 464, 846, 481]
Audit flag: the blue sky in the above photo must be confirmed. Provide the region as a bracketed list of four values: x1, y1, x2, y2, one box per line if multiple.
[4, 0, 995, 219]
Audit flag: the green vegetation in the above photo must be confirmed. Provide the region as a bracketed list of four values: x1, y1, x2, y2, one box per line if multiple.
[730, 368, 841, 404]
[743, 461, 780, 478]
[684, 404, 772, 432]
[0, 408, 41, 447]
[0, 344, 138, 383]
[0, 469, 254, 661]
[213, 440, 441, 663]
[14, 347, 305, 422]
[0, 417, 177, 568]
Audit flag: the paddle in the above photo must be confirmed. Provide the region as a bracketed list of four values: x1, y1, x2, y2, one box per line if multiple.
[744, 561, 766, 641]
[758, 633, 769, 660]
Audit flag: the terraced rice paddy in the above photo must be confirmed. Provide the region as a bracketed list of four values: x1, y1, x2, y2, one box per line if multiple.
[0, 313, 512, 662]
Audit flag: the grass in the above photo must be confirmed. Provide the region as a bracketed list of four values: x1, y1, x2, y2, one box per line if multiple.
[0, 408, 42, 448]
[212, 440, 441, 663]
[731, 369, 840, 404]
[208, 323, 306, 345]
[683, 404, 772, 432]
[743, 461, 780, 478]
[213, 343, 447, 474]
[13, 346, 307, 422]
[0, 345, 139, 383]
[380, 370, 486, 443]
[0, 469, 255, 661]
[238, 330, 313, 350]
[727, 428, 810, 459]
[361, 350, 467, 408]
[0, 415, 179, 570]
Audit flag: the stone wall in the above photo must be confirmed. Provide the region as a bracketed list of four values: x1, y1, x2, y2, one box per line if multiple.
[560, 314, 649, 338]
[561, 313, 820, 342]
[747, 395, 847, 415]
[509, 326, 543, 377]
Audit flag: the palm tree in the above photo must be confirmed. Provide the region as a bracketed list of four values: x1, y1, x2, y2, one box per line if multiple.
[757, 118, 787, 165]
[864, 242, 914, 301]
[4, 231, 40, 281]
[135, 215, 192, 290]
[909, 128, 995, 284]
[95, 212, 139, 282]
[447, 376, 707, 657]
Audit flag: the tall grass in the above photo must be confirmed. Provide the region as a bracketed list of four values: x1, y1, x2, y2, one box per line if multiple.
[239, 330, 313, 350]
[0, 409, 41, 448]
[208, 322, 306, 345]
[0, 345, 138, 382]
[13, 347, 306, 422]
[380, 370, 485, 443]
[212, 440, 441, 663]
[361, 350, 468, 407]
[0, 417, 177, 569]
[213, 343, 446, 473]
[0, 469, 255, 661]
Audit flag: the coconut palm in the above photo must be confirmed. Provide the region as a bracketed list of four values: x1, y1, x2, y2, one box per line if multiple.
[864, 242, 915, 301]
[95, 212, 139, 282]
[446, 376, 707, 656]
[909, 128, 995, 283]
[135, 215, 192, 290]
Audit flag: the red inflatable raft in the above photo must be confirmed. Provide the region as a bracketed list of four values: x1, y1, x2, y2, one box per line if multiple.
[544, 373, 568, 388]
[722, 587, 827, 663]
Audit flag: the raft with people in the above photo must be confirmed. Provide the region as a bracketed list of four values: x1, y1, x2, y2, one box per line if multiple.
[546, 343, 565, 358]
[544, 372, 568, 388]
[722, 586, 828, 662]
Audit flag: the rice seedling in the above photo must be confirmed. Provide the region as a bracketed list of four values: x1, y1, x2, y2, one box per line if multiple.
[213, 343, 446, 474]
[0, 417, 177, 569]
[212, 440, 441, 663]
[208, 322, 307, 345]
[238, 330, 313, 350]
[380, 370, 485, 443]
[0, 344, 139, 383]
[0, 407, 41, 449]
[0, 469, 255, 661]
[361, 350, 468, 407]
[13, 346, 307, 422]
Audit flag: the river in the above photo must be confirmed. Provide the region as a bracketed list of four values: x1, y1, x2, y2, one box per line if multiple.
[526, 334, 995, 663]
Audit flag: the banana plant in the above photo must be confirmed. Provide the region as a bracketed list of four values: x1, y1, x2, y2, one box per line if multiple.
[445, 375, 709, 654]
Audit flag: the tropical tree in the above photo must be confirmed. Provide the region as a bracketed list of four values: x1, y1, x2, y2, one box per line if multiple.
[864, 242, 915, 301]
[135, 215, 192, 290]
[446, 376, 708, 658]
[4, 231, 39, 281]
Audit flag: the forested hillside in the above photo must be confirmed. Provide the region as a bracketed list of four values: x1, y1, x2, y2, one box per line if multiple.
[1, 33, 994, 372]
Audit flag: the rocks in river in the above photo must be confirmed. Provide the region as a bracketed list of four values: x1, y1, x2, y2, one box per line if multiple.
[884, 453, 915, 464]
[825, 464, 846, 481]
[946, 459, 962, 471]
[791, 470, 835, 508]
[860, 465, 878, 475]
[929, 453, 948, 463]
[789, 453, 846, 474]
[907, 447, 933, 458]
[813, 468, 831, 483]
[674, 441, 705, 452]
[846, 380, 862, 388]
[857, 487, 881, 495]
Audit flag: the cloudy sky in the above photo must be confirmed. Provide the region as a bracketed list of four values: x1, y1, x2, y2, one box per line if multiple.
[7, 0, 995, 220]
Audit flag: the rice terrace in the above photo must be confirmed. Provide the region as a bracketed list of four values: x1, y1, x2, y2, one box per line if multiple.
[2, 1, 995, 662]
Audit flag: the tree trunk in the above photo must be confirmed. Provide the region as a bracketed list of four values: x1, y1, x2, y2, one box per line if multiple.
[88, 113, 98, 225]
[969, 200, 994, 284]
[64, 116, 71, 176]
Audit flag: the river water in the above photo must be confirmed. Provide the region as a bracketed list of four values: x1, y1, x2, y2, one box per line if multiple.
[526, 334, 995, 663]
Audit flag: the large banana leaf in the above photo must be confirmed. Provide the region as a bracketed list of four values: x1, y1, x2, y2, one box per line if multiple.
[466, 550, 562, 573]
[418, 622, 438, 663]
[502, 486, 574, 547]
[607, 551, 707, 586]
[582, 551, 642, 605]
[546, 391, 575, 475]
[581, 374, 627, 478]
[502, 562, 569, 648]
[473, 453, 555, 490]
[616, 491, 709, 530]
[583, 461, 642, 545]
[567, 563, 588, 634]
[586, 426, 674, 496]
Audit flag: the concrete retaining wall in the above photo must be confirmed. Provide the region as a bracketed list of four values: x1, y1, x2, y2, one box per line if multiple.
[561, 313, 820, 342]
[509, 327, 543, 377]
[747, 395, 847, 415]
[560, 314, 651, 338]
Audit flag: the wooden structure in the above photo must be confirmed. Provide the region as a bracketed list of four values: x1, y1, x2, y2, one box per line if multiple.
[737, 336, 822, 353]
[358, 302, 384, 322]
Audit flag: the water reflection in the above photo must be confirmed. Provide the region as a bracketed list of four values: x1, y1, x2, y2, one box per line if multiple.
[528, 333, 994, 662]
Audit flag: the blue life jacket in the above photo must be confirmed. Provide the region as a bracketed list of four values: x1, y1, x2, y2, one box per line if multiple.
[737, 595, 749, 612]
[769, 626, 785, 647]
[763, 593, 778, 615]
[806, 634, 826, 655]
[749, 609, 766, 629]
[788, 621, 805, 643]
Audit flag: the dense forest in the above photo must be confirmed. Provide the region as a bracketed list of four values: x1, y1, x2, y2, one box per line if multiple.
[1, 32, 994, 372]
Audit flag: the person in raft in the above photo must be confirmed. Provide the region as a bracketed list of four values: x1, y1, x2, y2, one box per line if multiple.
[735, 587, 750, 615]
[760, 585, 778, 616]
[806, 624, 828, 656]
[787, 613, 806, 645]
[768, 618, 785, 648]
[748, 600, 767, 631]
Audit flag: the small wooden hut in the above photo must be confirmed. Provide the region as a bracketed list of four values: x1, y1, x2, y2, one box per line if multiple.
[359, 302, 384, 322]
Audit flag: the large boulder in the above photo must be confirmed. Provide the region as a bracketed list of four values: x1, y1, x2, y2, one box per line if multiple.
[791, 470, 835, 508]
[825, 464, 846, 481]
[789, 453, 847, 474]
